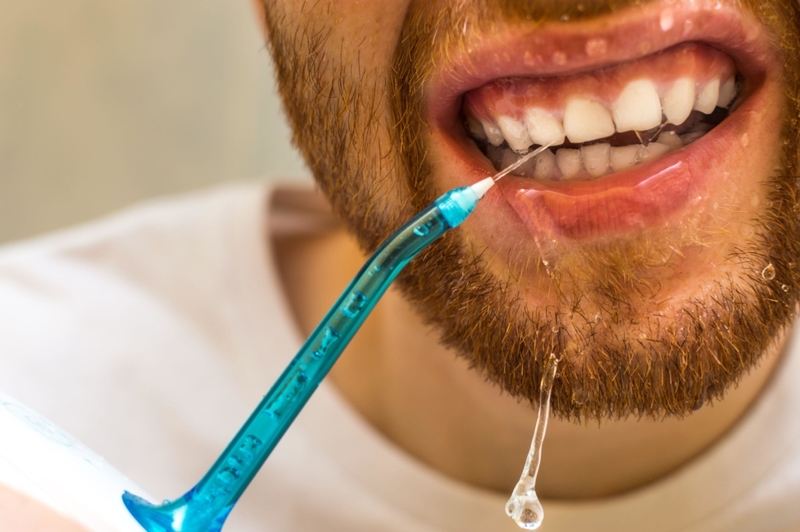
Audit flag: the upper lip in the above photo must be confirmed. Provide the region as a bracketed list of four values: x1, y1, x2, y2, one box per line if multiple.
[426, 0, 774, 146]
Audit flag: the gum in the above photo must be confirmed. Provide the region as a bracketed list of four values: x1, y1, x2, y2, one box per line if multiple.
[463, 43, 735, 121]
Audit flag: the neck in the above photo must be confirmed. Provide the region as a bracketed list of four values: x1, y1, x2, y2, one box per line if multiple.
[274, 225, 785, 498]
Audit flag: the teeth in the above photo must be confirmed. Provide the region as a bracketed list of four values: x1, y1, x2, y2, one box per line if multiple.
[469, 70, 737, 181]
[563, 98, 616, 144]
[466, 115, 488, 141]
[524, 108, 566, 146]
[533, 148, 558, 179]
[639, 142, 671, 161]
[612, 79, 662, 132]
[556, 148, 583, 179]
[496, 116, 533, 153]
[661, 77, 695, 125]
[610, 145, 641, 172]
[481, 119, 505, 146]
[582, 143, 611, 177]
[717, 77, 736, 108]
[656, 130, 683, 149]
[694, 78, 720, 114]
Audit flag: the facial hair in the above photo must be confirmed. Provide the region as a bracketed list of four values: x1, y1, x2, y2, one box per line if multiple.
[262, 0, 800, 421]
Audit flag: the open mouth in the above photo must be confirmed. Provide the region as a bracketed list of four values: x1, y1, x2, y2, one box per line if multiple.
[463, 43, 740, 181]
[424, 1, 777, 241]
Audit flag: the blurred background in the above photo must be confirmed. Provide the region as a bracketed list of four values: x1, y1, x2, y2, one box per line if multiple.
[0, 0, 310, 244]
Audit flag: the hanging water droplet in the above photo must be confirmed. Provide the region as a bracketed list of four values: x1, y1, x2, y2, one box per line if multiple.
[761, 263, 776, 281]
[506, 355, 558, 530]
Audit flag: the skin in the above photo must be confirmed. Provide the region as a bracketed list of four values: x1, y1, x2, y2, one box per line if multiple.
[263, 0, 799, 499]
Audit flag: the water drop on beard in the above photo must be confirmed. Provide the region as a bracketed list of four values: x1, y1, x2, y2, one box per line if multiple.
[506, 354, 559, 530]
[761, 263, 776, 281]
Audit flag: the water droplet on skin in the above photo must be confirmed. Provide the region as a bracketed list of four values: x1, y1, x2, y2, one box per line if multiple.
[552, 51, 567, 65]
[660, 8, 674, 31]
[740, 133, 750, 147]
[640, 333, 648, 339]
[568, 312, 574, 319]
[762, 263, 776, 281]
[551, 326, 559, 333]
[782, 284, 790, 292]
[585, 38, 607, 57]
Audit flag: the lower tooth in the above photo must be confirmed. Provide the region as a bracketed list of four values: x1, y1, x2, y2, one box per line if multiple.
[611, 145, 640, 172]
[582, 143, 611, 178]
[534, 149, 558, 179]
[556, 148, 583, 179]
[657, 131, 683, 149]
[639, 142, 671, 161]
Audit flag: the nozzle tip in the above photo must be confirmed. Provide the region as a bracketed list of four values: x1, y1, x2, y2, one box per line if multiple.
[470, 177, 495, 199]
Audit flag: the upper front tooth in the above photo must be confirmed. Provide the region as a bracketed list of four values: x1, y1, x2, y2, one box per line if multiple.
[612, 79, 662, 132]
[662, 77, 695, 125]
[717, 77, 736, 108]
[496, 116, 533, 152]
[564, 98, 616, 143]
[524, 108, 566, 146]
[481, 119, 505, 146]
[694, 78, 720, 114]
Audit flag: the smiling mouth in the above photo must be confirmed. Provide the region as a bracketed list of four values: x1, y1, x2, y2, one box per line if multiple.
[462, 42, 740, 181]
[424, 1, 776, 240]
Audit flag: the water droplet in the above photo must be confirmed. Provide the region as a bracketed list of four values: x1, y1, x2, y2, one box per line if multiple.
[762, 263, 776, 281]
[585, 38, 607, 57]
[507, 492, 544, 529]
[413, 224, 430, 236]
[551, 326, 559, 333]
[567, 312, 574, 318]
[506, 355, 558, 530]
[639, 333, 648, 339]
[660, 8, 674, 31]
[782, 284, 790, 292]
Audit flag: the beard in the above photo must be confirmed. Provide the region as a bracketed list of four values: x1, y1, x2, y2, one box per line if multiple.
[262, 0, 800, 421]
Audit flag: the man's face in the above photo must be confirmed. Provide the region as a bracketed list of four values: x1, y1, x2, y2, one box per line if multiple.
[261, 0, 800, 421]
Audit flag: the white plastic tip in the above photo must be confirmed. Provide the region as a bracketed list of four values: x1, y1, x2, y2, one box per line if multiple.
[470, 177, 495, 199]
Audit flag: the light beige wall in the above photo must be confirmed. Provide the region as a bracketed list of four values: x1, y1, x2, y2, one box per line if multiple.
[0, 0, 310, 243]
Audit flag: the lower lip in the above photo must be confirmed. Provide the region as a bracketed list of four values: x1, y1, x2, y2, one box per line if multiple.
[499, 148, 696, 240]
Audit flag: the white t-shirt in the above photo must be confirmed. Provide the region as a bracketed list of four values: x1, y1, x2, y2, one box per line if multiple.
[0, 182, 799, 531]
